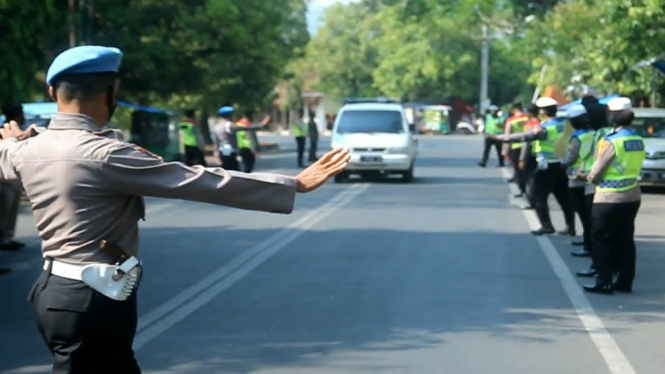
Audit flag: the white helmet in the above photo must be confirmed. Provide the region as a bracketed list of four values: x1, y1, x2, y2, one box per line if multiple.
[535, 97, 558, 108]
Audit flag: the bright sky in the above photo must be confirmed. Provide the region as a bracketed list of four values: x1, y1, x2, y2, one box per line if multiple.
[307, 0, 360, 34]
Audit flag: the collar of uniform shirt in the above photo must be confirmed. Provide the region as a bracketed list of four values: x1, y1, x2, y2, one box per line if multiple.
[48, 112, 101, 132]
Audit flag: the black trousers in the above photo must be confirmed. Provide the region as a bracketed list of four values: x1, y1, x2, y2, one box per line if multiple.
[529, 162, 575, 231]
[220, 153, 240, 171]
[29, 264, 141, 374]
[480, 137, 504, 166]
[569, 187, 592, 251]
[592, 201, 640, 286]
[585, 193, 595, 267]
[184, 145, 207, 167]
[296, 136, 306, 166]
[309, 136, 318, 162]
[509, 148, 527, 194]
[238, 148, 255, 173]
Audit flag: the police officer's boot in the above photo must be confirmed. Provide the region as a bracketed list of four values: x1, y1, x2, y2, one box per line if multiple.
[531, 202, 555, 236]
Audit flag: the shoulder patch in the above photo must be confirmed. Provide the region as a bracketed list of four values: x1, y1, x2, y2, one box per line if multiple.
[135, 146, 163, 161]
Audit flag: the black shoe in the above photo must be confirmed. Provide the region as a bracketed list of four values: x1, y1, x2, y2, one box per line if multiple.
[571, 240, 585, 246]
[478, 162, 486, 168]
[0, 267, 10, 275]
[531, 227, 555, 236]
[513, 193, 524, 198]
[521, 204, 534, 210]
[0, 241, 25, 251]
[576, 268, 598, 277]
[613, 282, 632, 293]
[583, 283, 613, 295]
[557, 228, 576, 236]
[506, 178, 515, 183]
[571, 250, 591, 257]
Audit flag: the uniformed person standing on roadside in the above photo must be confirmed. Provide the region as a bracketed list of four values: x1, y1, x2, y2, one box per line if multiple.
[212, 106, 269, 171]
[478, 106, 505, 168]
[571, 95, 610, 250]
[503, 103, 530, 197]
[0, 45, 350, 373]
[488, 97, 576, 236]
[292, 109, 308, 168]
[561, 104, 595, 270]
[583, 97, 644, 295]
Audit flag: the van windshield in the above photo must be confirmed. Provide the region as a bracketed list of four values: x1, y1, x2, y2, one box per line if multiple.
[632, 117, 665, 138]
[336, 110, 404, 134]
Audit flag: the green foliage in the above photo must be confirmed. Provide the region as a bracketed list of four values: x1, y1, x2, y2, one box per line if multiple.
[0, 0, 308, 113]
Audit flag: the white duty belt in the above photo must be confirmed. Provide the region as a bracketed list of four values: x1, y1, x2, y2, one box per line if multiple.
[44, 256, 142, 301]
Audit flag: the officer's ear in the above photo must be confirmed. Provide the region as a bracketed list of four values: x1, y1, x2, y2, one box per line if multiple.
[48, 86, 57, 102]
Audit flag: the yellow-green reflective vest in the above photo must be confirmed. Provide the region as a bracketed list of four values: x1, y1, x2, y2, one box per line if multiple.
[596, 129, 645, 193]
[584, 127, 612, 175]
[292, 120, 307, 137]
[532, 118, 565, 160]
[508, 114, 529, 150]
[236, 120, 251, 148]
[570, 128, 595, 172]
[179, 121, 198, 147]
[484, 115, 502, 135]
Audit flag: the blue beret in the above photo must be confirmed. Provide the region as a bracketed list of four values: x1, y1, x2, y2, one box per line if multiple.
[218, 106, 234, 115]
[46, 45, 123, 85]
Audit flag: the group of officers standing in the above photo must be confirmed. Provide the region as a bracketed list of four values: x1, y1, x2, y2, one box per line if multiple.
[481, 95, 645, 295]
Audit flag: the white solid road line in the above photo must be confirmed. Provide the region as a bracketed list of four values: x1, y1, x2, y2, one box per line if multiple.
[132, 183, 369, 351]
[501, 167, 636, 374]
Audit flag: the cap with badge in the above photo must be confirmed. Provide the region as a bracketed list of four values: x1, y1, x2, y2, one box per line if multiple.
[218, 106, 234, 115]
[567, 104, 587, 118]
[46, 46, 123, 86]
[535, 97, 558, 108]
[606, 97, 632, 112]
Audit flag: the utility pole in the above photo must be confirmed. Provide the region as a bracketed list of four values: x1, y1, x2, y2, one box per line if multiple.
[68, 0, 76, 47]
[479, 23, 490, 114]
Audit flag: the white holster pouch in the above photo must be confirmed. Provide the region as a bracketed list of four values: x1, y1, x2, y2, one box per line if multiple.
[536, 154, 549, 170]
[219, 144, 234, 156]
[81, 257, 142, 301]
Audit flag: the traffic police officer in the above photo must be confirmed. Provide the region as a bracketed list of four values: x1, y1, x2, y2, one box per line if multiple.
[478, 105, 505, 168]
[211, 106, 269, 171]
[584, 97, 644, 295]
[489, 97, 576, 235]
[0, 45, 350, 373]
[504, 103, 530, 196]
[562, 105, 595, 267]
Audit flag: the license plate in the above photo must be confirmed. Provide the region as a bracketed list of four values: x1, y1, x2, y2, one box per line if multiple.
[360, 155, 383, 162]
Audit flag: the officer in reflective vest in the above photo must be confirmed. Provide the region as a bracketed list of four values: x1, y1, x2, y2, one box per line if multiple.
[489, 97, 575, 235]
[478, 106, 505, 168]
[504, 103, 530, 196]
[179, 109, 206, 166]
[292, 109, 308, 167]
[583, 97, 644, 295]
[211, 106, 267, 171]
[236, 111, 270, 173]
[562, 104, 595, 269]
[571, 104, 613, 277]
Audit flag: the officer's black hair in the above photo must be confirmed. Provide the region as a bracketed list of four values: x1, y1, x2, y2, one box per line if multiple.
[1, 103, 23, 121]
[511, 102, 523, 111]
[569, 114, 589, 130]
[52, 73, 118, 103]
[527, 105, 539, 116]
[581, 95, 598, 106]
[541, 106, 557, 118]
[243, 110, 253, 120]
[611, 110, 634, 127]
[184, 109, 196, 118]
[297, 108, 305, 117]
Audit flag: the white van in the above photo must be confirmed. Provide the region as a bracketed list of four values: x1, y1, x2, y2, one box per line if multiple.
[331, 98, 418, 182]
[633, 108, 665, 186]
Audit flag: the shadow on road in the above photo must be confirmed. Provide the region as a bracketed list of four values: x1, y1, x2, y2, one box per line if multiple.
[3, 223, 665, 373]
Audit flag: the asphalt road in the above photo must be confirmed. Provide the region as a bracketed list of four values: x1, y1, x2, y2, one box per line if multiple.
[2, 135, 665, 374]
